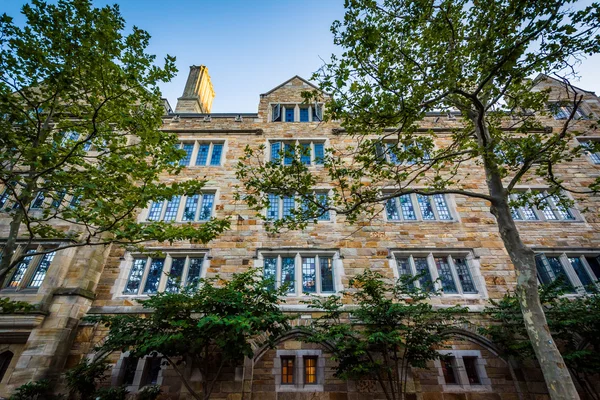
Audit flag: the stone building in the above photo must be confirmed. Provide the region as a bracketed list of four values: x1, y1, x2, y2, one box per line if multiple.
[0, 65, 599, 399]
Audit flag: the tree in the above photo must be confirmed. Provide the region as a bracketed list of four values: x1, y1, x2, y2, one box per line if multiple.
[303, 270, 467, 400]
[482, 282, 600, 400]
[0, 0, 229, 284]
[236, 1, 600, 398]
[93, 269, 292, 400]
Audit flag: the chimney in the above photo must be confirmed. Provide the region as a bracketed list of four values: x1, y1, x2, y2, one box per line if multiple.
[175, 65, 215, 114]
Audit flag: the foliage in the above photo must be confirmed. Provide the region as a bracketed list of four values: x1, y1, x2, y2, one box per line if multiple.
[0, 297, 35, 313]
[303, 270, 467, 400]
[482, 284, 600, 399]
[95, 386, 128, 400]
[92, 269, 292, 400]
[64, 358, 110, 400]
[237, 1, 600, 397]
[0, 0, 229, 283]
[8, 379, 63, 400]
[136, 385, 161, 400]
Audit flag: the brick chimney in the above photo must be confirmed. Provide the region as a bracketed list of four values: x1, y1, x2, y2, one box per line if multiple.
[175, 65, 215, 114]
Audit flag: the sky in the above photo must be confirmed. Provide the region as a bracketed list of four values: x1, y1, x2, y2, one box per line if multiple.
[2, 0, 600, 113]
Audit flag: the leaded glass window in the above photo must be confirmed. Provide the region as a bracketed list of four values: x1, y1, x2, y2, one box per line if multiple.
[28, 252, 55, 288]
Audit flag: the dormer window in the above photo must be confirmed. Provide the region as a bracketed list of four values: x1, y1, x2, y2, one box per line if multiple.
[271, 103, 323, 123]
[549, 102, 590, 120]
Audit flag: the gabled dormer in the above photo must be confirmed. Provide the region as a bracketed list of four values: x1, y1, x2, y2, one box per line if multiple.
[258, 76, 328, 122]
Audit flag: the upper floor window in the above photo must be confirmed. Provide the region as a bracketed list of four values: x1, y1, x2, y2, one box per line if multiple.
[509, 190, 578, 222]
[267, 192, 330, 222]
[146, 193, 215, 222]
[578, 138, 600, 164]
[177, 141, 224, 167]
[535, 252, 599, 294]
[271, 103, 323, 123]
[392, 251, 481, 296]
[123, 252, 207, 295]
[2, 245, 56, 290]
[379, 142, 430, 165]
[386, 194, 453, 221]
[259, 250, 340, 296]
[269, 140, 325, 166]
[549, 103, 591, 120]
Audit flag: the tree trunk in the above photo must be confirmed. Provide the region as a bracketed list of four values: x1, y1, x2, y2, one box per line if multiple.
[488, 178, 580, 399]
[0, 209, 26, 283]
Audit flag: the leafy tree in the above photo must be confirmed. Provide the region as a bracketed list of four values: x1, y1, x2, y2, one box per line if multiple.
[93, 269, 292, 400]
[303, 270, 467, 400]
[237, 1, 600, 397]
[0, 0, 229, 284]
[482, 283, 600, 400]
[8, 379, 63, 400]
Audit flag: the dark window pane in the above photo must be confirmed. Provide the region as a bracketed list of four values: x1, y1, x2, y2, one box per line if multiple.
[547, 256, 576, 293]
[182, 195, 199, 221]
[300, 143, 311, 164]
[165, 258, 185, 293]
[122, 356, 139, 386]
[281, 357, 294, 384]
[300, 108, 309, 122]
[9, 250, 36, 288]
[28, 251, 55, 288]
[302, 257, 316, 293]
[435, 257, 458, 294]
[143, 258, 165, 294]
[386, 199, 401, 221]
[569, 257, 595, 292]
[186, 258, 203, 288]
[397, 257, 414, 288]
[285, 108, 294, 122]
[142, 358, 162, 386]
[314, 143, 324, 164]
[463, 357, 481, 384]
[124, 258, 146, 294]
[413, 257, 433, 291]
[442, 357, 457, 384]
[0, 351, 13, 383]
[586, 256, 600, 280]
[400, 195, 417, 220]
[320, 257, 334, 293]
[535, 254, 553, 285]
[282, 257, 295, 293]
[264, 257, 277, 290]
[454, 258, 477, 293]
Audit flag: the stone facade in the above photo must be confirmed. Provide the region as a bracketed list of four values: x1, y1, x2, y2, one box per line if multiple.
[0, 70, 599, 399]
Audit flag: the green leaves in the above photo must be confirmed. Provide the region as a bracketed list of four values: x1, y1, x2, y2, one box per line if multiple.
[93, 269, 291, 400]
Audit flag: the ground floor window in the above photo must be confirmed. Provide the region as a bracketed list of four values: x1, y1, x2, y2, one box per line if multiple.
[275, 349, 324, 392]
[435, 350, 491, 392]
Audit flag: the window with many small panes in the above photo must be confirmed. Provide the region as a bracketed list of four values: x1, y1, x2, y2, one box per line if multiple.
[535, 252, 599, 294]
[146, 193, 215, 222]
[386, 194, 453, 221]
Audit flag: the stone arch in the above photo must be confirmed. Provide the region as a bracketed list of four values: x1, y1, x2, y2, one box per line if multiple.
[0, 350, 14, 383]
[252, 328, 335, 364]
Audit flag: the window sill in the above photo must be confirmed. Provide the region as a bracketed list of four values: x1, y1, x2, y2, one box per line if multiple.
[385, 219, 455, 223]
[441, 384, 492, 392]
[514, 219, 582, 223]
[275, 384, 324, 393]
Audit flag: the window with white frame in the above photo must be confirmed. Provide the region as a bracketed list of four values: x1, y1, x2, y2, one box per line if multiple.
[392, 251, 481, 296]
[176, 141, 224, 167]
[535, 252, 600, 294]
[275, 350, 324, 392]
[509, 190, 578, 221]
[386, 194, 453, 221]
[271, 103, 323, 123]
[269, 140, 325, 166]
[259, 250, 339, 296]
[379, 141, 430, 165]
[2, 245, 56, 290]
[435, 350, 491, 391]
[146, 193, 215, 222]
[266, 192, 330, 221]
[123, 252, 207, 295]
[549, 102, 591, 120]
[577, 138, 600, 164]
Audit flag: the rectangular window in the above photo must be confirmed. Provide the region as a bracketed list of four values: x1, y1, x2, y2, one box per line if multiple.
[314, 143, 325, 165]
[285, 107, 295, 122]
[28, 251, 55, 288]
[190, 142, 225, 166]
[510, 190, 577, 222]
[383, 141, 430, 165]
[5, 247, 57, 289]
[386, 194, 453, 221]
[535, 252, 600, 293]
[124, 254, 205, 295]
[394, 253, 479, 296]
[121, 356, 139, 386]
[8, 249, 36, 288]
[463, 357, 481, 385]
[269, 140, 326, 165]
[147, 193, 215, 222]
[304, 357, 317, 384]
[579, 139, 600, 164]
[179, 143, 194, 166]
[261, 252, 338, 296]
[268, 192, 331, 222]
[141, 358, 162, 386]
[300, 108, 309, 122]
[550, 103, 590, 120]
[442, 357, 457, 384]
[281, 357, 295, 384]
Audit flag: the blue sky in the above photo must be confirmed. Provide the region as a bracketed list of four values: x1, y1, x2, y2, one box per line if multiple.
[3, 0, 600, 112]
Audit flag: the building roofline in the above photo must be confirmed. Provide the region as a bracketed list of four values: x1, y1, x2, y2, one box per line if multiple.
[260, 75, 321, 97]
[533, 73, 596, 95]
[162, 113, 259, 119]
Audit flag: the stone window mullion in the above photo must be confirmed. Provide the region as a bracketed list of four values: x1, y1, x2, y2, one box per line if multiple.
[138, 257, 152, 295]
[157, 255, 172, 293]
[427, 253, 441, 292]
[18, 244, 44, 290]
[447, 255, 464, 295]
[559, 253, 586, 294]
